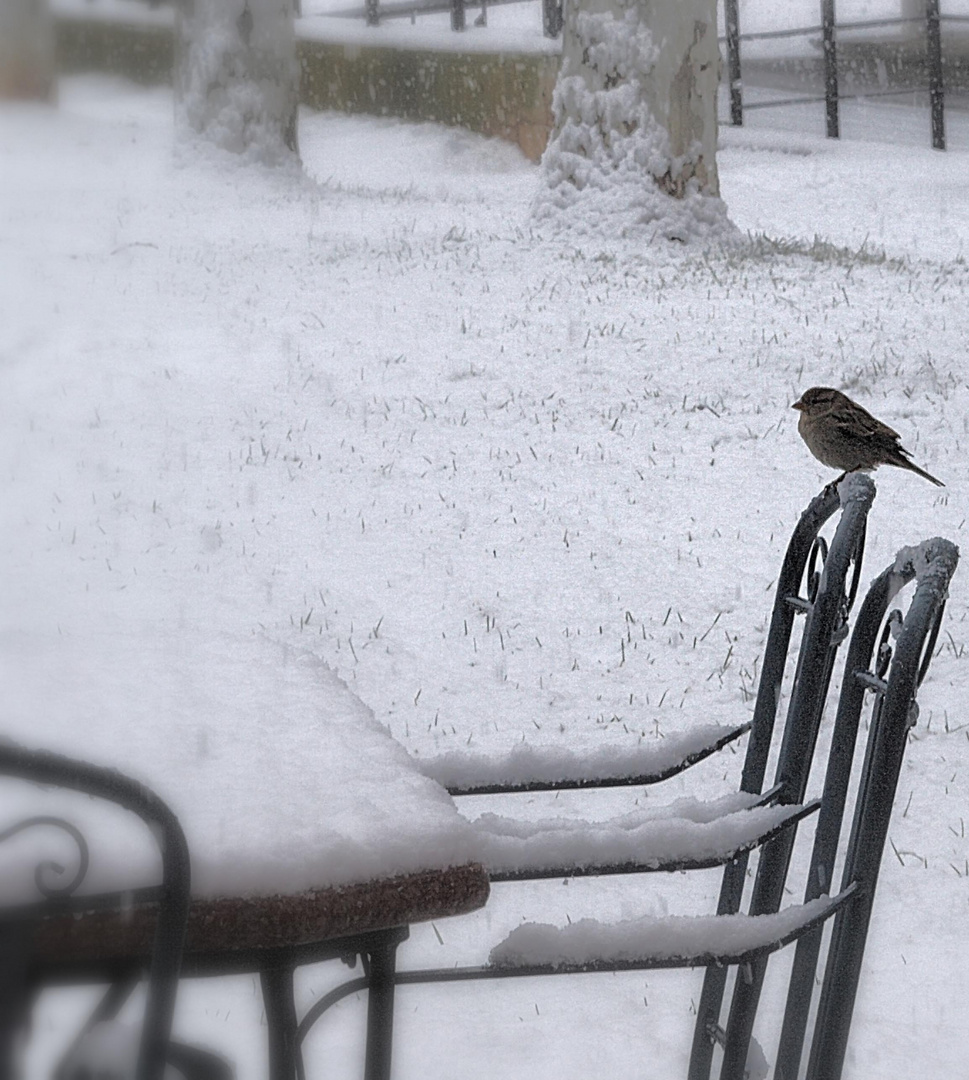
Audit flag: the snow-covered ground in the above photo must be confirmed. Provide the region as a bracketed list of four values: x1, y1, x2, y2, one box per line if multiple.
[3, 73, 969, 1080]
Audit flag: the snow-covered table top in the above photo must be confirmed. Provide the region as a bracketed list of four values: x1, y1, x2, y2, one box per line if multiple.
[1, 626, 480, 906]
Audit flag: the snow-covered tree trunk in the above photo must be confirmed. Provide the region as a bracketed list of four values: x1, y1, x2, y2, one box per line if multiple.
[537, 0, 728, 240]
[175, 0, 300, 163]
[0, 0, 56, 101]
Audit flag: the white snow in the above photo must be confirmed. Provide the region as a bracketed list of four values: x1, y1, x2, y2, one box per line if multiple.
[892, 535, 959, 586]
[3, 51, 969, 1080]
[51, 0, 561, 54]
[838, 470, 876, 507]
[173, 0, 300, 164]
[418, 721, 745, 789]
[536, 2, 732, 242]
[489, 893, 842, 968]
[1, 629, 477, 902]
[296, 11, 560, 53]
[469, 795, 807, 874]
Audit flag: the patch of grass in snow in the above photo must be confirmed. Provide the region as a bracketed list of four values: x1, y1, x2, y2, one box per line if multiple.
[842, 350, 961, 404]
[739, 233, 907, 272]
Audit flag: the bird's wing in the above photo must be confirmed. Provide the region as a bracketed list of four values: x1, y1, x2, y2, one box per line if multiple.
[829, 401, 901, 445]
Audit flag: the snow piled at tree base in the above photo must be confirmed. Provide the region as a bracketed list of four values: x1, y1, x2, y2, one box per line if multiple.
[534, 3, 736, 244]
[174, 0, 300, 167]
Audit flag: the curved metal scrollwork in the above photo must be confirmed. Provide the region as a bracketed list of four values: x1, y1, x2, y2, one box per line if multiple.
[875, 609, 904, 681]
[805, 515, 868, 618]
[874, 592, 946, 692]
[806, 535, 829, 605]
[805, 517, 868, 626]
[844, 518, 867, 616]
[0, 815, 90, 898]
[917, 595, 947, 688]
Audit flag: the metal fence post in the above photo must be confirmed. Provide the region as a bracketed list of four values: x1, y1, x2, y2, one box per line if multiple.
[450, 0, 465, 31]
[724, 0, 742, 125]
[822, 0, 839, 137]
[926, 0, 945, 149]
[365, 0, 379, 25]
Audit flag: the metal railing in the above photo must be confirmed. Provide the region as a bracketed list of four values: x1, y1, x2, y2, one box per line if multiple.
[722, 0, 969, 149]
[327, 0, 562, 36]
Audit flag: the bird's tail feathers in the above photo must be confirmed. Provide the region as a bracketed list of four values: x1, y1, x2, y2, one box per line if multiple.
[896, 454, 944, 487]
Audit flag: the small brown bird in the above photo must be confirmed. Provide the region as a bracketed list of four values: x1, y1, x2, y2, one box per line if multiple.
[792, 387, 944, 487]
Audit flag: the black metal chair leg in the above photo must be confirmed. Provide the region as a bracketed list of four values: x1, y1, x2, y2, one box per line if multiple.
[261, 966, 300, 1080]
[364, 934, 402, 1080]
[0, 923, 30, 1080]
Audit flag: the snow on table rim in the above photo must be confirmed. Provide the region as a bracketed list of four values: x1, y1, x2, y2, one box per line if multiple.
[415, 721, 750, 793]
[470, 794, 814, 876]
[0, 627, 478, 904]
[487, 890, 855, 970]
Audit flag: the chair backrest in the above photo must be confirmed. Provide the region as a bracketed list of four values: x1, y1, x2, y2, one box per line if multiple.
[711, 535, 957, 1080]
[0, 744, 191, 1080]
[791, 537, 957, 1080]
[690, 475, 875, 1079]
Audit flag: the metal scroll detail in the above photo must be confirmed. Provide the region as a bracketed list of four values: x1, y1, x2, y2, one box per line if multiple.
[874, 588, 946, 701]
[0, 815, 90, 899]
[916, 593, 946, 688]
[805, 516, 867, 623]
[805, 535, 829, 605]
[843, 518, 867, 616]
[875, 609, 904, 681]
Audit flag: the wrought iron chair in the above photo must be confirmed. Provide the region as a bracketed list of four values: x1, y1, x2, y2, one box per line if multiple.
[291, 476, 891, 1074]
[392, 503, 953, 1080]
[0, 743, 224, 1080]
[775, 536, 957, 1080]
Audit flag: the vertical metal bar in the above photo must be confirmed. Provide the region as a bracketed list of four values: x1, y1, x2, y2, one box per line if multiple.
[450, 0, 465, 31]
[724, 0, 742, 126]
[364, 933, 402, 1080]
[365, 0, 379, 26]
[137, 812, 191, 1080]
[261, 966, 300, 1080]
[0, 923, 30, 1080]
[926, 0, 945, 150]
[822, 0, 839, 138]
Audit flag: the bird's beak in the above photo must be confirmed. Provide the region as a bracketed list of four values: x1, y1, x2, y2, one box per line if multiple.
[792, 400, 805, 411]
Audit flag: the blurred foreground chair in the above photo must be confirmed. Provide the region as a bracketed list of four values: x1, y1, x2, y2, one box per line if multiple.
[0, 744, 230, 1080]
[297, 476, 957, 1080]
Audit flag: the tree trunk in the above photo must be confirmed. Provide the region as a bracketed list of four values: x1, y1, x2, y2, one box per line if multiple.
[538, 0, 726, 239]
[0, 0, 56, 101]
[175, 0, 300, 163]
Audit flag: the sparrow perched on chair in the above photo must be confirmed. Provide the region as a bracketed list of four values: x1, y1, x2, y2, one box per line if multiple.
[792, 387, 944, 487]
